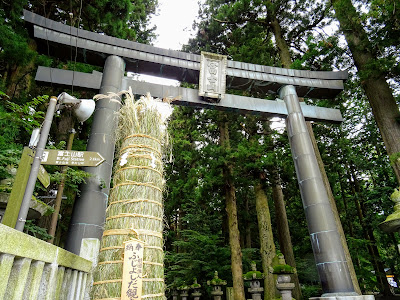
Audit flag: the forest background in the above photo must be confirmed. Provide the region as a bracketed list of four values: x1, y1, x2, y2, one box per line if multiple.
[0, 0, 400, 299]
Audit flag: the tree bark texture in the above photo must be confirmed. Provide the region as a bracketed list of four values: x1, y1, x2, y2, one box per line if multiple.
[349, 168, 393, 296]
[332, 0, 400, 185]
[219, 118, 246, 300]
[270, 170, 303, 300]
[5, 40, 36, 99]
[245, 196, 252, 248]
[255, 180, 276, 300]
[268, 16, 292, 68]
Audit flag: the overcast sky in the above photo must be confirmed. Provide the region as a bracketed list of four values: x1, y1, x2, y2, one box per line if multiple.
[150, 0, 203, 50]
[133, 0, 202, 84]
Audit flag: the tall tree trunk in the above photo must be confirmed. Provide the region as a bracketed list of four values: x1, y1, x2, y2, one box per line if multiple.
[267, 6, 361, 292]
[338, 170, 355, 238]
[349, 167, 393, 296]
[268, 15, 292, 68]
[332, 0, 400, 185]
[5, 40, 36, 99]
[270, 170, 303, 300]
[219, 117, 246, 300]
[262, 120, 303, 298]
[245, 196, 252, 248]
[255, 177, 276, 300]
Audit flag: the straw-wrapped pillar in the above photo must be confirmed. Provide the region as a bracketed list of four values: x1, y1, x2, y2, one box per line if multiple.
[92, 92, 171, 300]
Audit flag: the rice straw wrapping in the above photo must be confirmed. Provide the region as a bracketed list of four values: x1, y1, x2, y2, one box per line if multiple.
[92, 91, 171, 300]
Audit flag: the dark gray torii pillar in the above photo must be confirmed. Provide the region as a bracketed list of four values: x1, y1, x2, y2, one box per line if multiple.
[65, 55, 125, 254]
[279, 85, 356, 296]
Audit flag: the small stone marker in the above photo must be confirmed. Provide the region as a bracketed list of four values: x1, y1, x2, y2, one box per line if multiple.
[40, 149, 105, 167]
[121, 239, 145, 300]
[226, 287, 234, 300]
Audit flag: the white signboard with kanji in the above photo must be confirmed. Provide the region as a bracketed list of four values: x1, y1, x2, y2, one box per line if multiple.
[121, 239, 145, 300]
[199, 52, 227, 101]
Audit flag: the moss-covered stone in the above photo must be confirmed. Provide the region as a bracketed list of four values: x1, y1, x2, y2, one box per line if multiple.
[1, 192, 53, 220]
[4, 257, 32, 299]
[207, 271, 227, 286]
[379, 188, 400, 232]
[0, 223, 92, 272]
[272, 264, 295, 274]
[23, 260, 45, 299]
[243, 261, 264, 280]
[0, 254, 14, 299]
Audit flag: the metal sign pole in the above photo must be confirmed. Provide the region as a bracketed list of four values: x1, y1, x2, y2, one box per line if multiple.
[15, 96, 58, 231]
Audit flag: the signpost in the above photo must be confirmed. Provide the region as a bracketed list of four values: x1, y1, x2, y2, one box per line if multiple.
[3, 146, 105, 230]
[38, 165, 50, 188]
[40, 149, 105, 167]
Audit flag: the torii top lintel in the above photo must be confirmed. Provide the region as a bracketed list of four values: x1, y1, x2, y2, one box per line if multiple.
[23, 10, 347, 99]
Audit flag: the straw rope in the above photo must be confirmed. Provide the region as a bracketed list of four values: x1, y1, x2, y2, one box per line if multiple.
[115, 166, 163, 177]
[106, 213, 163, 222]
[99, 246, 124, 252]
[98, 261, 123, 265]
[120, 144, 162, 157]
[93, 279, 123, 286]
[112, 182, 162, 193]
[145, 246, 163, 251]
[108, 199, 162, 207]
[102, 229, 136, 236]
[124, 134, 162, 144]
[134, 230, 163, 239]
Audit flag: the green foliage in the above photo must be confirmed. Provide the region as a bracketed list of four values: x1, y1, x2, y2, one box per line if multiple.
[0, 20, 35, 67]
[0, 147, 21, 181]
[291, 35, 345, 71]
[55, 60, 102, 74]
[24, 220, 53, 241]
[165, 230, 232, 288]
[52, 168, 91, 196]
[24, 0, 157, 42]
[0, 95, 47, 180]
[3, 95, 47, 132]
[301, 284, 322, 299]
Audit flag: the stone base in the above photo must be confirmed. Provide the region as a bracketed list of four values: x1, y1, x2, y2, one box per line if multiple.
[310, 295, 375, 300]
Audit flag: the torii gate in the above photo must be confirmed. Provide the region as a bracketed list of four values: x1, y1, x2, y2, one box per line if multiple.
[23, 10, 372, 299]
